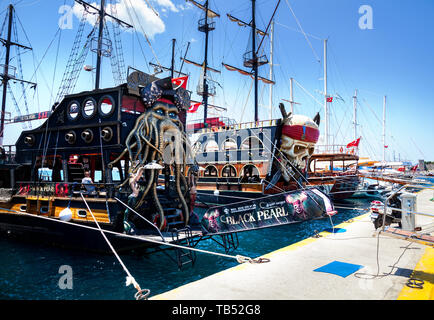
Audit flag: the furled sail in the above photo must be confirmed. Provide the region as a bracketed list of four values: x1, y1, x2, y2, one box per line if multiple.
[222, 63, 275, 85]
[187, 0, 220, 18]
[181, 58, 221, 74]
[226, 14, 267, 36]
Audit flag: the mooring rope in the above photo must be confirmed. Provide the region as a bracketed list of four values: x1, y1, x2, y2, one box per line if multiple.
[80, 193, 150, 300]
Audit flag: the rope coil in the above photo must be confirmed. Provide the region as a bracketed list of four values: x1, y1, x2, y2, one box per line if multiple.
[236, 255, 270, 264]
[406, 278, 424, 289]
[134, 288, 151, 300]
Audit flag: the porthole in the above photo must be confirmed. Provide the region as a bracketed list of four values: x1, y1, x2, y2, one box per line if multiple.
[19, 205, 27, 212]
[82, 98, 97, 119]
[24, 134, 35, 146]
[77, 210, 87, 218]
[98, 95, 115, 117]
[65, 131, 76, 144]
[67, 101, 80, 121]
[40, 206, 49, 214]
[101, 127, 113, 142]
[81, 129, 94, 143]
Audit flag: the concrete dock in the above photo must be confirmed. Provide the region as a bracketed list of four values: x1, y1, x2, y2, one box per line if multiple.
[151, 189, 434, 300]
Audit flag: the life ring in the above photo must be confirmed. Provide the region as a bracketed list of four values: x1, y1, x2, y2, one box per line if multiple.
[339, 147, 343, 153]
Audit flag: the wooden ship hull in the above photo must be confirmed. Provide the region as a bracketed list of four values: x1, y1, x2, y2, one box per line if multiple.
[0, 74, 199, 253]
[188, 118, 302, 206]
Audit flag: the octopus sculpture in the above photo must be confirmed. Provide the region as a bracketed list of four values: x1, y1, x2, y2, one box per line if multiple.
[109, 77, 194, 231]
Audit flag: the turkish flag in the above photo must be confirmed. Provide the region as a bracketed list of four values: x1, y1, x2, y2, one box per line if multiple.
[326, 97, 333, 102]
[188, 102, 201, 113]
[172, 76, 188, 89]
[346, 137, 361, 148]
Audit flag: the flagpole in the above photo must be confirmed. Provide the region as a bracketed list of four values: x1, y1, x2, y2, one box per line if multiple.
[202, 0, 210, 124]
[383, 95, 386, 163]
[323, 39, 328, 151]
[268, 20, 274, 119]
[353, 89, 357, 140]
[289, 77, 294, 113]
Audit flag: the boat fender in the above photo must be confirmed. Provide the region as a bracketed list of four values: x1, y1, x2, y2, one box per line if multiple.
[214, 189, 219, 196]
[340, 147, 343, 153]
[59, 207, 73, 222]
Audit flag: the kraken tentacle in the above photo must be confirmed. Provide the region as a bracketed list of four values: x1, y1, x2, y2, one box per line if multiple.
[175, 163, 189, 226]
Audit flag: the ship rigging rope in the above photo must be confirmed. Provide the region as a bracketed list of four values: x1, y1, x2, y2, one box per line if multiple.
[284, 0, 321, 63]
[80, 193, 150, 300]
[249, 128, 311, 188]
[98, 119, 112, 221]
[124, 0, 162, 68]
[247, 130, 328, 215]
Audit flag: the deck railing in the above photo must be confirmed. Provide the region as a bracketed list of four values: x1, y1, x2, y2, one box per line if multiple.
[0, 145, 16, 164]
[187, 118, 279, 134]
[314, 144, 359, 156]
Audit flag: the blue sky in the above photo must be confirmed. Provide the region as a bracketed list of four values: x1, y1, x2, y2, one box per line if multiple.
[1, 0, 433, 162]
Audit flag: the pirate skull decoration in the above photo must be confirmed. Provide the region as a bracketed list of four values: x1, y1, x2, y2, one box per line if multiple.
[279, 103, 320, 182]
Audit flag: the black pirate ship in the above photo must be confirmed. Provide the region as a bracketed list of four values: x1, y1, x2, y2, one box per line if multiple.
[0, 1, 338, 257]
[0, 2, 198, 254]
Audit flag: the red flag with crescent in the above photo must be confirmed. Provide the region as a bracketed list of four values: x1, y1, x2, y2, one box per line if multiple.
[171, 76, 188, 90]
[188, 102, 201, 113]
[346, 137, 361, 148]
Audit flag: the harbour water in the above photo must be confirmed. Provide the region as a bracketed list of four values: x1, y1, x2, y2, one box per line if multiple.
[0, 197, 373, 300]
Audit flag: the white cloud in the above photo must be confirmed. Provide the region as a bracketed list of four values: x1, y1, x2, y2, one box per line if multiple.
[72, 0, 167, 39]
[154, 0, 179, 13]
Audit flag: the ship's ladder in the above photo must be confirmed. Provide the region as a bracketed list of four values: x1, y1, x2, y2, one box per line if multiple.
[170, 227, 197, 269]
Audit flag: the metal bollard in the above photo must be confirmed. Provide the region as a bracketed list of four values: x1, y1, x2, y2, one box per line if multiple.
[399, 192, 416, 231]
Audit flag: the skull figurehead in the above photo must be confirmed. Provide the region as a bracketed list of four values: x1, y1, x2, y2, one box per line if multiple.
[279, 104, 320, 182]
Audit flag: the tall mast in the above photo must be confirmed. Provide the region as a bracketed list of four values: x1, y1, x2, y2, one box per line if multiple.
[0, 4, 36, 145]
[383, 95, 386, 162]
[252, 0, 259, 123]
[75, 0, 132, 90]
[0, 5, 13, 146]
[225, 1, 271, 122]
[187, 0, 219, 123]
[268, 20, 274, 119]
[202, 0, 210, 122]
[94, 0, 105, 90]
[171, 38, 176, 78]
[323, 39, 328, 150]
[353, 89, 358, 140]
[289, 77, 294, 113]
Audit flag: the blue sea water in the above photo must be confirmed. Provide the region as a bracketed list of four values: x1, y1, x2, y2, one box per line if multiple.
[0, 197, 377, 300]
